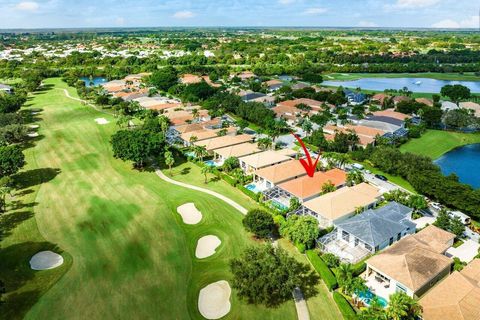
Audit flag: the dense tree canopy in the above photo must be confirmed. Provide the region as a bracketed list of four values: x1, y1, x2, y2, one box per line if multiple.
[280, 215, 320, 248]
[0, 145, 25, 177]
[111, 129, 165, 168]
[440, 84, 471, 105]
[230, 245, 319, 307]
[242, 209, 276, 239]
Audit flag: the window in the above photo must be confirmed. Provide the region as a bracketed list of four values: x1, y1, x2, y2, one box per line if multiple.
[365, 244, 372, 251]
[389, 237, 394, 245]
[355, 238, 359, 246]
[396, 284, 407, 293]
[375, 245, 379, 251]
[342, 231, 349, 242]
[397, 233, 401, 241]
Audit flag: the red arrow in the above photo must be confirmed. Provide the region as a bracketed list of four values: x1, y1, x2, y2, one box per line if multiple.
[292, 132, 320, 177]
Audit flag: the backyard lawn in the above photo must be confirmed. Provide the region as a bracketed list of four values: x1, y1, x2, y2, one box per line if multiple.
[400, 130, 480, 159]
[0, 78, 340, 320]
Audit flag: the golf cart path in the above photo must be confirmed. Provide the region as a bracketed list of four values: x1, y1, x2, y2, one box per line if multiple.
[293, 287, 310, 320]
[155, 169, 248, 215]
[58, 88, 108, 113]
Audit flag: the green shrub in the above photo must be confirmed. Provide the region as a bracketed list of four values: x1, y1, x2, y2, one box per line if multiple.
[352, 262, 367, 277]
[222, 173, 237, 187]
[306, 250, 338, 291]
[273, 214, 286, 226]
[322, 253, 340, 268]
[333, 292, 357, 320]
[295, 242, 306, 253]
[238, 186, 259, 201]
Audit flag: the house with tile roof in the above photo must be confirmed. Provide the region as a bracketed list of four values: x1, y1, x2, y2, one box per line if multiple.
[319, 202, 415, 263]
[263, 79, 284, 91]
[420, 259, 480, 320]
[238, 150, 292, 175]
[277, 98, 324, 112]
[299, 182, 381, 228]
[365, 225, 455, 300]
[213, 143, 262, 162]
[193, 134, 253, 153]
[254, 160, 308, 190]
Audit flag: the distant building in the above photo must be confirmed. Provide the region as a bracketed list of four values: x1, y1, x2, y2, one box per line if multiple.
[344, 89, 366, 105]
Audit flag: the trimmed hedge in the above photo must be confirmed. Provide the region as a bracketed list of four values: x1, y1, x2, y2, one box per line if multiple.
[352, 261, 366, 277]
[333, 292, 357, 320]
[306, 250, 338, 291]
[221, 173, 237, 187]
[295, 242, 306, 253]
[238, 185, 259, 201]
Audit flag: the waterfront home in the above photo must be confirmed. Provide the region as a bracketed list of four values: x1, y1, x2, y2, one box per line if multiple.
[460, 101, 480, 117]
[415, 97, 434, 107]
[277, 98, 324, 112]
[344, 89, 366, 105]
[365, 225, 455, 300]
[319, 202, 415, 263]
[420, 259, 480, 320]
[264, 79, 284, 91]
[324, 124, 385, 147]
[238, 150, 292, 175]
[300, 182, 381, 227]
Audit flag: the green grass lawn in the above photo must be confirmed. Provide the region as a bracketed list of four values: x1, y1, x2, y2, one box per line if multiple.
[0, 78, 340, 320]
[360, 162, 416, 193]
[324, 72, 480, 81]
[400, 129, 480, 159]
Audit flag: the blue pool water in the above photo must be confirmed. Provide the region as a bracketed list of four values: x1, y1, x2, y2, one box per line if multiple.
[80, 77, 107, 87]
[204, 160, 217, 167]
[357, 289, 388, 308]
[323, 77, 480, 93]
[435, 144, 480, 189]
[271, 199, 288, 211]
[245, 183, 262, 193]
[184, 151, 196, 158]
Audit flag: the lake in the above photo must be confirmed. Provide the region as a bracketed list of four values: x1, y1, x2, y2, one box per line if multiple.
[80, 77, 107, 87]
[322, 77, 480, 93]
[435, 144, 480, 189]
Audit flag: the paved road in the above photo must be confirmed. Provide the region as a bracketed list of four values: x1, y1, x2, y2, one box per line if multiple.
[363, 172, 404, 193]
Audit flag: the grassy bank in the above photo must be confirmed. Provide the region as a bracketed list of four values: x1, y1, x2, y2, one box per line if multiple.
[400, 130, 480, 159]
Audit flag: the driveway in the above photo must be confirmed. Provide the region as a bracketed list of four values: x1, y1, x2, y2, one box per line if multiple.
[363, 172, 401, 193]
[412, 216, 436, 230]
[446, 240, 480, 263]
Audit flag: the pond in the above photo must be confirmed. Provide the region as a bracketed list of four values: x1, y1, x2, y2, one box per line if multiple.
[80, 77, 107, 87]
[322, 77, 480, 93]
[434, 144, 480, 189]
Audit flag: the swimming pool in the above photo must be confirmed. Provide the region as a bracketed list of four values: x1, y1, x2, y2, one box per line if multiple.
[245, 183, 263, 193]
[184, 151, 196, 158]
[204, 160, 217, 167]
[357, 289, 388, 308]
[271, 199, 288, 211]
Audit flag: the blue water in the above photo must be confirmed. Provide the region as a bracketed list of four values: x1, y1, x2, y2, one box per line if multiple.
[435, 144, 480, 189]
[204, 160, 217, 167]
[357, 289, 388, 308]
[271, 199, 288, 211]
[323, 77, 480, 93]
[245, 183, 262, 193]
[80, 77, 107, 87]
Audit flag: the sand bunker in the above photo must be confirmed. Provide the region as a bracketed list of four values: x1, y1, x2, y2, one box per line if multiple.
[195, 235, 221, 259]
[29, 124, 39, 129]
[177, 203, 202, 224]
[27, 132, 39, 138]
[30, 251, 64, 270]
[94, 118, 109, 125]
[198, 280, 231, 319]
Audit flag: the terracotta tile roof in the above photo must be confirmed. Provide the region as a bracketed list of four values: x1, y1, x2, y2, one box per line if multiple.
[420, 260, 480, 320]
[193, 134, 253, 151]
[324, 125, 384, 146]
[180, 74, 203, 84]
[372, 93, 389, 104]
[264, 79, 283, 87]
[278, 98, 324, 111]
[367, 226, 455, 293]
[303, 182, 381, 219]
[415, 97, 434, 107]
[372, 108, 410, 121]
[237, 71, 255, 79]
[181, 127, 236, 142]
[214, 143, 261, 159]
[460, 102, 480, 117]
[278, 168, 347, 200]
[174, 123, 204, 134]
[393, 96, 410, 104]
[239, 150, 291, 170]
[255, 160, 308, 184]
[145, 103, 182, 111]
[412, 225, 456, 253]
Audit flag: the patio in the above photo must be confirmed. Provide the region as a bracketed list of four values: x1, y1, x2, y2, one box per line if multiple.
[363, 270, 396, 302]
[318, 232, 371, 264]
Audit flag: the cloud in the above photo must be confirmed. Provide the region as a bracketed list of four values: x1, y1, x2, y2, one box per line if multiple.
[173, 10, 195, 19]
[278, 0, 295, 4]
[432, 16, 479, 28]
[392, 0, 440, 8]
[303, 7, 328, 15]
[358, 20, 378, 27]
[15, 1, 39, 11]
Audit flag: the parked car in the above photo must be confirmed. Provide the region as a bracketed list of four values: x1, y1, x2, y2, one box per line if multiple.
[448, 210, 471, 225]
[375, 174, 388, 181]
[430, 202, 443, 212]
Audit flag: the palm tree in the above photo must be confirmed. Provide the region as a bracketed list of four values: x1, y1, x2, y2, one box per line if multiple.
[387, 292, 422, 320]
[302, 119, 313, 137]
[257, 137, 273, 151]
[164, 151, 174, 176]
[336, 263, 354, 293]
[0, 185, 12, 213]
[192, 108, 200, 122]
[347, 170, 364, 186]
[158, 115, 170, 136]
[194, 145, 208, 162]
[321, 181, 336, 194]
[359, 297, 387, 320]
[201, 165, 213, 184]
[189, 135, 198, 148]
[231, 168, 246, 185]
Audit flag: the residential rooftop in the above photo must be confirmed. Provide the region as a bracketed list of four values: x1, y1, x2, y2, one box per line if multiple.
[239, 150, 291, 170]
[194, 134, 253, 151]
[255, 160, 307, 184]
[214, 143, 261, 159]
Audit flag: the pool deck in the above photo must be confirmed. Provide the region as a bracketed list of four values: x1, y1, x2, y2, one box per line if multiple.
[363, 273, 395, 302]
